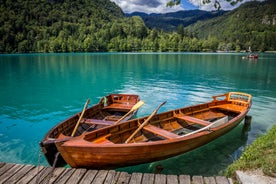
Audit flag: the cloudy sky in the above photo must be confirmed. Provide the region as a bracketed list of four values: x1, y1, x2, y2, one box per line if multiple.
[110, 0, 259, 14]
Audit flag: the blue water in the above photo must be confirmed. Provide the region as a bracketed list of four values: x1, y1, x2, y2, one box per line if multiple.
[0, 52, 275, 176]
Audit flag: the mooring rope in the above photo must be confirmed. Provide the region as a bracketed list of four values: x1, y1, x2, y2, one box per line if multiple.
[45, 152, 60, 184]
[35, 150, 42, 184]
[36, 151, 60, 184]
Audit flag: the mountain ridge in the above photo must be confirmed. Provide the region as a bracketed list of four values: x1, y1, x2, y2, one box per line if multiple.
[126, 10, 227, 31]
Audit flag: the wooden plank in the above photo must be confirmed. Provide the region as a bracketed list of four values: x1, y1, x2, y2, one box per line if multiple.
[143, 124, 180, 139]
[79, 170, 98, 184]
[179, 175, 191, 184]
[66, 168, 87, 184]
[141, 173, 155, 184]
[154, 174, 166, 184]
[176, 116, 210, 126]
[103, 170, 117, 184]
[17, 165, 44, 184]
[53, 168, 76, 184]
[204, 176, 216, 184]
[117, 171, 131, 184]
[0, 163, 5, 168]
[0, 163, 14, 176]
[192, 176, 204, 184]
[92, 170, 109, 184]
[215, 176, 230, 184]
[129, 172, 143, 184]
[43, 167, 68, 184]
[28, 167, 53, 184]
[4, 164, 35, 184]
[82, 119, 114, 126]
[167, 174, 178, 184]
[0, 164, 24, 183]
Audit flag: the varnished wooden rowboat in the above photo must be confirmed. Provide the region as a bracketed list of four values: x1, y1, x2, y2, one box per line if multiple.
[40, 94, 141, 167]
[55, 92, 252, 169]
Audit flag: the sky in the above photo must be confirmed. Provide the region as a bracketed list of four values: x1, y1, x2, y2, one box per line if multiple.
[110, 0, 260, 14]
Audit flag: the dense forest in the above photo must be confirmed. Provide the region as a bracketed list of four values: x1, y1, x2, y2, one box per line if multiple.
[186, 0, 276, 52]
[126, 10, 227, 32]
[0, 0, 275, 53]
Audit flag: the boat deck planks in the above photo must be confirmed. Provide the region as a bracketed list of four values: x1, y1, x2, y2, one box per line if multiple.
[0, 162, 232, 184]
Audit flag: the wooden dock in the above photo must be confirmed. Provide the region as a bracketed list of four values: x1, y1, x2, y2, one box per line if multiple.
[0, 162, 233, 184]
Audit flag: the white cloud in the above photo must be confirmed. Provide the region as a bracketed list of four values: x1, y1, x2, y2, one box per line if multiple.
[188, 0, 264, 11]
[111, 0, 184, 14]
[111, 0, 264, 13]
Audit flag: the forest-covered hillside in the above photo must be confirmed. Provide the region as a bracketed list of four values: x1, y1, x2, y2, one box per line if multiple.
[126, 10, 226, 32]
[0, 0, 275, 53]
[186, 0, 276, 51]
[0, 0, 136, 53]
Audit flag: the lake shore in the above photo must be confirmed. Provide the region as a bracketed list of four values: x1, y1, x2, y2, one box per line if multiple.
[225, 124, 276, 181]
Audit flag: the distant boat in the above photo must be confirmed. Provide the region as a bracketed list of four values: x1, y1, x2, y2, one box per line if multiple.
[248, 53, 258, 59]
[55, 92, 252, 169]
[40, 94, 142, 167]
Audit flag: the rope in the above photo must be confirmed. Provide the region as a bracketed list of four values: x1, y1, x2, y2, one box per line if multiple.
[45, 152, 60, 184]
[35, 150, 42, 184]
[36, 151, 60, 184]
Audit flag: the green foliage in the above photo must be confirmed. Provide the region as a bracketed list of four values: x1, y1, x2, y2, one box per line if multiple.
[225, 124, 276, 178]
[0, 0, 275, 53]
[186, 0, 276, 51]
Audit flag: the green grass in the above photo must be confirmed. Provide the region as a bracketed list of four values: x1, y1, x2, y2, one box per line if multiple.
[225, 124, 276, 178]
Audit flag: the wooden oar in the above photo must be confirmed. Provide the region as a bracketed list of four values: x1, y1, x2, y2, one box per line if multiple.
[114, 100, 145, 125]
[125, 101, 166, 144]
[71, 98, 90, 137]
[182, 116, 229, 137]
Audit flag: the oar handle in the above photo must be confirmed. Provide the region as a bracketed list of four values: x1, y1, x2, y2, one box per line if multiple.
[125, 101, 166, 143]
[71, 99, 90, 137]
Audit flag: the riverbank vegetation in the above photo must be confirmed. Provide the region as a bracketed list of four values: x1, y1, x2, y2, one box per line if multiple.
[225, 124, 276, 178]
[0, 0, 275, 53]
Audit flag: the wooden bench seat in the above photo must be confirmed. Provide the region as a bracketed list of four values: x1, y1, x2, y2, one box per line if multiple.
[176, 116, 210, 126]
[143, 124, 180, 139]
[81, 118, 115, 126]
[210, 104, 245, 113]
[103, 103, 133, 111]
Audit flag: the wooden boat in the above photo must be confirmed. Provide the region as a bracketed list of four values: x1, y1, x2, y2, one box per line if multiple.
[39, 94, 142, 167]
[248, 53, 258, 59]
[55, 92, 252, 169]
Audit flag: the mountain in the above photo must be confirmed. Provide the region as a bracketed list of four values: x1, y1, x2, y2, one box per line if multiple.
[0, 0, 125, 53]
[185, 0, 276, 51]
[126, 10, 227, 31]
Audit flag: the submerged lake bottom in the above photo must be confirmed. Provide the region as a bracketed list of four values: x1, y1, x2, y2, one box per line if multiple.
[0, 52, 275, 176]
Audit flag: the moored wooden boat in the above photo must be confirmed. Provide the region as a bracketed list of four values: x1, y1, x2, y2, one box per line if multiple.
[55, 92, 252, 169]
[39, 94, 141, 167]
[248, 53, 258, 59]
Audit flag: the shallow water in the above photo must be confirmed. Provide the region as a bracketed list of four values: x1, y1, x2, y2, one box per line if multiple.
[0, 52, 275, 176]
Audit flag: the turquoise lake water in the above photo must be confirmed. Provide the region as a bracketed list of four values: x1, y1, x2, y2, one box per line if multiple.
[0, 52, 275, 176]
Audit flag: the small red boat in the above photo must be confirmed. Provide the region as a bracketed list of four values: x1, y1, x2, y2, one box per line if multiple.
[248, 53, 258, 59]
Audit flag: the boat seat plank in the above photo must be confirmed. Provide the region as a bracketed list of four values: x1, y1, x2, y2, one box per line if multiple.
[210, 104, 245, 113]
[143, 125, 180, 139]
[81, 118, 115, 126]
[103, 103, 133, 111]
[92, 134, 113, 144]
[176, 116, 210, 126]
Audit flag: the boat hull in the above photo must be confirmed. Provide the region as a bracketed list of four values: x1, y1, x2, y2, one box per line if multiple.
[56, 92, 252, 169]
[56, 114, 245, 169]
[40, 94, 140, 167]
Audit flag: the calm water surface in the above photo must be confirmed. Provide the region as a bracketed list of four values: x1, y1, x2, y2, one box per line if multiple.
[0, 52, 275, 176]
